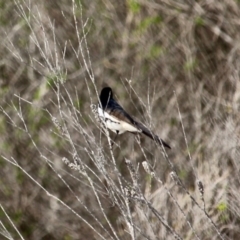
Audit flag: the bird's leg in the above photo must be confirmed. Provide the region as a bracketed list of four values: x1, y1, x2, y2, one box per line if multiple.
[111, 131, 119, 148]
[135, 133, 142, 145]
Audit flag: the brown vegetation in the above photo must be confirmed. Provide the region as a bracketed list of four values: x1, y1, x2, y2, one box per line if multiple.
[1, 0, 240, 239]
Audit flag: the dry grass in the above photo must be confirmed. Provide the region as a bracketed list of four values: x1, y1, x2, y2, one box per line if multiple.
[0, 0, 240, 239]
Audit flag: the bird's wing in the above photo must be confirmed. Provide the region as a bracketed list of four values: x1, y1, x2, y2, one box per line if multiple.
[105, 99, 139, 127]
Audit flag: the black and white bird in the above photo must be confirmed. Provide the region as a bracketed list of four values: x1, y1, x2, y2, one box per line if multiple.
[98, 87, 171, 149]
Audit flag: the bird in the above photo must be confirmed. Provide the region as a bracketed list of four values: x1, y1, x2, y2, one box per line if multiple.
[98, 87, 171, 149]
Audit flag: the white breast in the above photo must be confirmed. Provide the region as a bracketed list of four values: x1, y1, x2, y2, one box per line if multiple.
[97, 106, 141, 134]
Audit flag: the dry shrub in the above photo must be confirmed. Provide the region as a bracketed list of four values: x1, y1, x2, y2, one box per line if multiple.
[0, 0, 240, 239]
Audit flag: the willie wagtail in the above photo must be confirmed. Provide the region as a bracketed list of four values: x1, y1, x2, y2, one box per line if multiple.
[98, 87, 171, 149]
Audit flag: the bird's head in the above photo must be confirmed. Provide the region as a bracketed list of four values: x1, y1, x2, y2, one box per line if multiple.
[99, 87, 113, 107]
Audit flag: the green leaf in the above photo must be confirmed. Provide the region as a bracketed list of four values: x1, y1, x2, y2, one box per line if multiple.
[195, 16, 205, 26]
[217, 202, 227, 212]
[127, 0, 141, 13]
[184, 58, 197, 72]
[138, 16, 162, 32]
[149, 45, 163, 59]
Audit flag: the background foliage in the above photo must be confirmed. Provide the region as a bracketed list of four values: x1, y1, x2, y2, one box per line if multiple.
[1, 0, 240, 239]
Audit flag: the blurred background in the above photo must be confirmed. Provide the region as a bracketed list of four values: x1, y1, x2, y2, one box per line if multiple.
[0, 0, 240, 239]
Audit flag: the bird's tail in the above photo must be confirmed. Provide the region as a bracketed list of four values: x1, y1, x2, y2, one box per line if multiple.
[135, 122, 171, 149]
